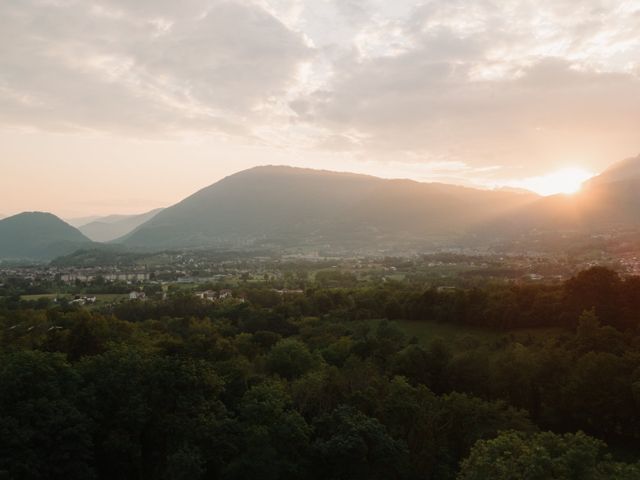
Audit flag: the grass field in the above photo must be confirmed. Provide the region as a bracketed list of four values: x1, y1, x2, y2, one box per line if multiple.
[21, 293, 129, 304]
[395, 319, 566, 351]
[20, 293, 59, 300]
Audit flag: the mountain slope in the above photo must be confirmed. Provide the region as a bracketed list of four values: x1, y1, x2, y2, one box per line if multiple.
[0, 212, 92, 260]
[66, 215, 102, 228]
[118, 166, 537, 250]
[586, 154, 640, 187]
[79, 208, 163, 242]
[481, 155, 640, 236]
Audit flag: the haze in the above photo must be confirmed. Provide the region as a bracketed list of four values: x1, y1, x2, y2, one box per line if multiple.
[2, 0, 640, 216]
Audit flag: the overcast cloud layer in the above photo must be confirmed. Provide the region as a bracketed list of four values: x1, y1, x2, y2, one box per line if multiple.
[2, 0, 640, 191]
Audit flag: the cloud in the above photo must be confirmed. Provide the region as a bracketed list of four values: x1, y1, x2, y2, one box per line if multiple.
[290, 1, 640, 175]
[0, 0, 311, 136]
[2, 0, 640, 181]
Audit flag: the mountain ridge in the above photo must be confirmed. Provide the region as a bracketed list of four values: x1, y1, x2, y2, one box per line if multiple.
[6, 158, 639, 260]
[0, 212, 92, 260]
[117, 165, 538, 250]
[79, 208, 163, 242]
[481, 155, 640, 236]
[586, 154, 640, 187]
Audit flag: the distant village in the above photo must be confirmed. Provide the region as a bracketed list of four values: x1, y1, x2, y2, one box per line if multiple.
[2, 246, 640, 302]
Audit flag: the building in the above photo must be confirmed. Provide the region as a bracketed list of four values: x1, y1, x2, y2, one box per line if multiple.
[219, 289, 233, 299]
[129, 291, 146, 301]
[195, 290, 218, 301]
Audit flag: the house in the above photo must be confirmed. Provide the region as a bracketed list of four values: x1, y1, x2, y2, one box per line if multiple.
[219, 289, 233, 300]
[437, 286, 457, 293]
[69, 295, 97, 306]
[204, 290, 218, 301]
[129, 291, 146, 301]
[195, 290, 218, 301]
[273, 289, 304, 295]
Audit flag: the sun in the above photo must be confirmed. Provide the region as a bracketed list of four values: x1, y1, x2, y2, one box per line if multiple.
[515, 167, 594, 196]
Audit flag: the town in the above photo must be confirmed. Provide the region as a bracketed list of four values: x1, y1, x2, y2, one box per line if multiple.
[3, 239, 640, 307]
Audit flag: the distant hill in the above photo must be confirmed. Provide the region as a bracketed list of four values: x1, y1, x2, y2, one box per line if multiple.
[117, 166, 537, 251]
[0, 212, 92, 260]
[79, 208, 163, 242]
[66, 215, 102, 228]
[481, 155, 640, 236]
[586, 154, 640, 187]
[51, 246, 151, 268]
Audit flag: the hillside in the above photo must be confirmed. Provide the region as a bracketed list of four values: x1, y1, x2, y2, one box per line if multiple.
[586, 154, 640, 187]
[65, 215, 103, 228]
[479, 155, 640, 237]
[117, 166, 537, 251]
[79, 208, 163, 242]
[0, 212, 92, 260]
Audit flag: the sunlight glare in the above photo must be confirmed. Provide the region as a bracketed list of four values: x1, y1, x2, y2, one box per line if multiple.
[512, 167, 593, 196]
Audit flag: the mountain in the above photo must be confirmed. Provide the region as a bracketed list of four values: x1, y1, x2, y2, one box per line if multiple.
[79, 208, 163, 242]
[0, 212, 92, 260]
[66, 215, 102, 228]
[117, 166, 536, 251]
[482, 155, 640, 236]
[586, 154, 640, 187]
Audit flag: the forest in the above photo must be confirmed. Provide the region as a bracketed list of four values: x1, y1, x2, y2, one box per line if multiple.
[2, 267, 640, 479]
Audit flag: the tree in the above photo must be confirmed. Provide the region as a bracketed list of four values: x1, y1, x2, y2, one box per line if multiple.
[376, 377, 439, 478]
[434, 393, 534, 479]
[458, 431, 640, 480]
[78, 348, 229, 479]
[391, 344, 433, 387]
[266, 338, 318, 379]
[573, 309, 625, 354]
[0, 351, 95, 480]
[565, 267, 623, 329]
[311, 405, 410, 480]
[223, 382, 311, 480]
[558, 351, 637, 439]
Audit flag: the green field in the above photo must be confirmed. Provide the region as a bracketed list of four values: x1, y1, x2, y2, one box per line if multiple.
[395, 319, 566, 351]
[20, 293, 59, 300]
[21, 293, 128, 304]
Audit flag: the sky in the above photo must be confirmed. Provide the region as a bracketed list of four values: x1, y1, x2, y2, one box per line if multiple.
[1, 0, 640, 218]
